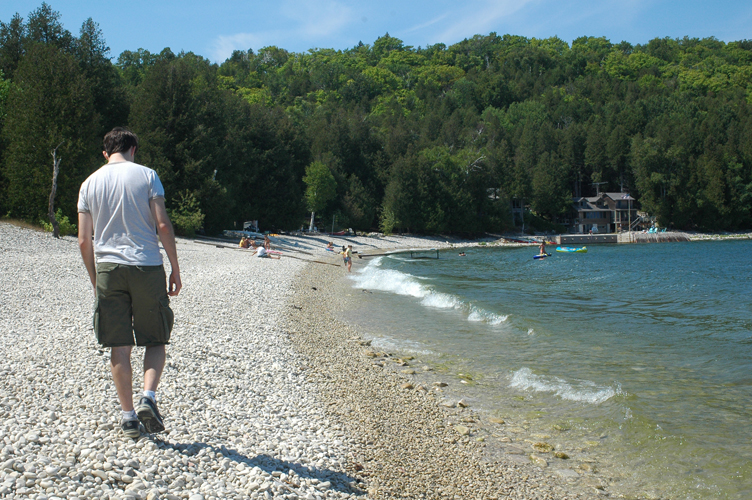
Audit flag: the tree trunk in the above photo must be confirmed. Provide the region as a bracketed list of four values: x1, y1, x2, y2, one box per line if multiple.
[48, 142, 63, 238]
[309, 211, 315, 232]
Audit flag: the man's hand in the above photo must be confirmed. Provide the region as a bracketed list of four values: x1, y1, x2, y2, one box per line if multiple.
[168, 270, 182, 296]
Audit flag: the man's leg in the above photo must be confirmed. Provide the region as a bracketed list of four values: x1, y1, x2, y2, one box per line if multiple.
[131, 266, 172, 433]
[110, 346, 134, 411]
[136, 344, 167, 433]
[143, 345, 165, 392]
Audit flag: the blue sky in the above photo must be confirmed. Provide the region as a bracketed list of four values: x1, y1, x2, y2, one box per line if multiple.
[2, 1, 751, 63]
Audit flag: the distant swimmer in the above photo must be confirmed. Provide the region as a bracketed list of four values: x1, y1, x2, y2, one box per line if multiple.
[458, 252, 466, 256]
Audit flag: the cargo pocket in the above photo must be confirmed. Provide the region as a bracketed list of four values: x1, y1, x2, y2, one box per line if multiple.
[158, 296, 174, 344]
[92, 301, 102, 344]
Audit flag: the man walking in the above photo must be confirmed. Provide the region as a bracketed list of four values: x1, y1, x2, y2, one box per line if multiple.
[78, 127, 182, 438]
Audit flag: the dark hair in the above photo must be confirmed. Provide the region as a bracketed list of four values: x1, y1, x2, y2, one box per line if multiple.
[103, 127, 138, 155]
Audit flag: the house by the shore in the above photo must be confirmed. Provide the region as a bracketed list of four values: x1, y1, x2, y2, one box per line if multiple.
[566, 192, 639, 234]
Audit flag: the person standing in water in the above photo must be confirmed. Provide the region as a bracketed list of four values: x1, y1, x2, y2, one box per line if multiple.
[343, 244, 353, 272]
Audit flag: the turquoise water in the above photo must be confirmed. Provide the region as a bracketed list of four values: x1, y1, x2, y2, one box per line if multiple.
[341, 240, 752, 499]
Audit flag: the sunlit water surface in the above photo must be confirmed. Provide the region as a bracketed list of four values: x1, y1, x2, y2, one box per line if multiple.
[338, 240, 752, 500]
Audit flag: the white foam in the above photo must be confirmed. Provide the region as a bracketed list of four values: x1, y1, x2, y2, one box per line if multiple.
[509, 367, 620, 404]
[467, 310, 484, 322]
[370, 336, 434, 355]
[421, 292, 461, 309]
[351, 264, 427, 299]
[350, 258, 508, 326]
[469, 307, 508, 325]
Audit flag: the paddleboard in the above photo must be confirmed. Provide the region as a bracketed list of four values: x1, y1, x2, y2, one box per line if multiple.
[533, 253, 551, 260]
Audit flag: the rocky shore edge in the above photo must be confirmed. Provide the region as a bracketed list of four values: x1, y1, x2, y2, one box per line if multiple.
[281, 261, 600, 500]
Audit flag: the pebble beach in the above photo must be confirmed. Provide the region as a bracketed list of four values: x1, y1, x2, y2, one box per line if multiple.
[0, 221, 598, 500]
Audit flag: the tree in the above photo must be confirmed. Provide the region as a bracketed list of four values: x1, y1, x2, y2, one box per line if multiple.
[303, 161, 336, 231]
[0, 13, 26, 78]
[76, 18, 128, 136]
[0, 69, 10, 213]
[25, 3, 73, 51]
[47, 142, 64, 237]
[1, 43, 97, 220]
[531, 152, 570, 219]
[0, 69, 9, 123]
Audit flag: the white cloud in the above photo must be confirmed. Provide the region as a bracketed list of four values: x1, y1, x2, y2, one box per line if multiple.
[433, 0, 539, 43]
[404, 13, 450, 34]
[208, 0, 355, 62]
[280, 0, 354, 37]
[210, 32, 269, 62]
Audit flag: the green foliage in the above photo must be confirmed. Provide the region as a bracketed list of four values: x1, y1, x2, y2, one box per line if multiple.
[2, 4, 752, 234]
[40, 208, 77, 236]
[524, 211, 566, 234]
[1, 43, 97, 221]
[303, 161, 337, 213]
[379, 206, 399, 235]
[0, 70, 9, 121]
[167, 191, 205, 237]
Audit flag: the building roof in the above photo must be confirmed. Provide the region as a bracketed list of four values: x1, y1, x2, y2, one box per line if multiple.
[572, 198, 610, 212]
[603, 192, 636, 201]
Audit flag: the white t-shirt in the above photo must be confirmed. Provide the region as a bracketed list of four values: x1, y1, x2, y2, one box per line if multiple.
[78, 161, 165, 266]
[256, 246, 268, 257]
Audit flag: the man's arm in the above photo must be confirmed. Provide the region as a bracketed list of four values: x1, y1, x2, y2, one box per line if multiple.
[77, 212, 97, 289]
[150, 197, 182, 296]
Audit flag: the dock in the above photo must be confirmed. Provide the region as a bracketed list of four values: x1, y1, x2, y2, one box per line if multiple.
[358, 248, 440, 259]
[556, 232, 690, 245]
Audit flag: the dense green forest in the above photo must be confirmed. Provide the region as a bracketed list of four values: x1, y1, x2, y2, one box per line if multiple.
[1, 3, 751, 235]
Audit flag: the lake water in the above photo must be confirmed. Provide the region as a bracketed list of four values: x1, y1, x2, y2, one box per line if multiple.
[338, 240, 752, 500]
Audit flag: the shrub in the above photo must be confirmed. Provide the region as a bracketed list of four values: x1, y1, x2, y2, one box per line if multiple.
[167, 191, 205, 237]
[379, 207, 399, 235]
[40, 208, 77, 236]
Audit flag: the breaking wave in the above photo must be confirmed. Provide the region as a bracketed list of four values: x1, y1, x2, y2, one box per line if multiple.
[509, 367, 622, 404]
[350, 257, 508, 326]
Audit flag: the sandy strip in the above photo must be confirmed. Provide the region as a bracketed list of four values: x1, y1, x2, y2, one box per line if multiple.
[280, 248, 600, 499]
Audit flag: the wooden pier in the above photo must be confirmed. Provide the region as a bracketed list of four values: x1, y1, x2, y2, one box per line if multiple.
[556, 232, 689, 245]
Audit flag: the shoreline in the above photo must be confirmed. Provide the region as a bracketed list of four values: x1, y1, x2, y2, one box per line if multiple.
[282, 259, 600, 499]
[0, 221, 595, 500]
[4, 221, 748, 499]
[312, 235, 752, 500]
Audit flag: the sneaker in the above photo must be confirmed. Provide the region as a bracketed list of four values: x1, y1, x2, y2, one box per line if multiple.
[135, 396, 165, 433]
[121, 419, 141, 439]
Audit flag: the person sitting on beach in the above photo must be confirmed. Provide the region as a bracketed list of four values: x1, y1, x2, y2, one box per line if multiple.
[264, 235, 272, 250]
[326, 241, 334, 250]
[239, 237, 250, 249]
[254, 245, 279, 259]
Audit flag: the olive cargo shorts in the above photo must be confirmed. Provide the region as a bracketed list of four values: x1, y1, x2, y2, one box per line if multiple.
[93, 263, 174, 347]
